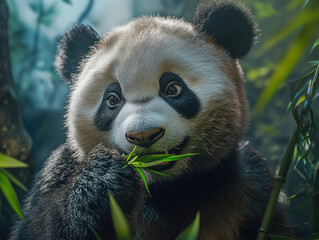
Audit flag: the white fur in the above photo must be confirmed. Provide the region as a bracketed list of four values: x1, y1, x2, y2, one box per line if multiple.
[66, 17, 240, 180]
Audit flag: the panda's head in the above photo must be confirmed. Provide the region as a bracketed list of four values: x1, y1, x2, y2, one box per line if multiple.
[55, 0, 256, 180]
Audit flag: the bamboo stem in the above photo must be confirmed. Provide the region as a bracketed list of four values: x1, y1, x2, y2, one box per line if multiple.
[257, 130, 298, 240]
[312, 164, 319, 234]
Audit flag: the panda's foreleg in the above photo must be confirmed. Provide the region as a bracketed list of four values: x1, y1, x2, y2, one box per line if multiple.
[9, 144, 144, 240]
[67, 145, 145, 239]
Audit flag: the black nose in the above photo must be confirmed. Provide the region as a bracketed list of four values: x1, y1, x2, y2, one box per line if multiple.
[125, 127, 165, 147]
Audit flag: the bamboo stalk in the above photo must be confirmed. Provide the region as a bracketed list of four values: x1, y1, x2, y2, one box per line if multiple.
[257, 130, 298, 240]
[312, 164, 319, 234]
[258, 64, 318, 239]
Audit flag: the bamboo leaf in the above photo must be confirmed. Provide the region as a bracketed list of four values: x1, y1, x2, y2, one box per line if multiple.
[91, 229, 101, 240]
[132, 153, 199, 167]
[176, 212, 200, 240]
[161, 153, 200, 161]
[253, 24, 317, 116]
[0, 169, 27, 192]
[108, 193, 132, 240]
[127, 156, 139, 165]
[0, 172, 25, 221]
[135, 168, 151, 197]
[285, 209, 310, 218]
[257, 9, 319, 55]
[295, 95, 306, 108]
[126, 146, 137, 162]
[133, 159, 181, 168]
[289, 68, 316, 105]
[144, 168, 169, 176]
[0, 153, 28, 168]
[302, 0, 310, 9]
[288, 190, 319, 201]
[131, 154, 174, 164]
[125, 149, 200, 196]
[296, 190, 319, 209]
[311, 37, 319, 53]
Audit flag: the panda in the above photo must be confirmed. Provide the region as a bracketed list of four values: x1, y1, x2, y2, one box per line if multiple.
[10, 0, 292, 239]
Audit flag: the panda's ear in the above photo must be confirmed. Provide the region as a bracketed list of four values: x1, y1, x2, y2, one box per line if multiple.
[193, 0, 256, 59]
[54, 25, 100, 83]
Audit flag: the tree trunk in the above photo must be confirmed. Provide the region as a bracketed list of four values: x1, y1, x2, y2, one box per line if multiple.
[0, 0, 34, 238]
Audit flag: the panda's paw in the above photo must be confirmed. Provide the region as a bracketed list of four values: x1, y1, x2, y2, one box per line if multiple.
[67, 144, 143, 238]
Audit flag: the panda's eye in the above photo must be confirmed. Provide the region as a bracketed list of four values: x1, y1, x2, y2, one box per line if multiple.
[106, 93, 121, 108]
[165, 82, 182, 98]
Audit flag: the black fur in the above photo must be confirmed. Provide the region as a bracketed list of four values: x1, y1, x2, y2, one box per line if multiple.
[193, 0, 256, 59]
[54, 25, 100, 83]
[94, 82, 125, 131]
[9, 144, 144, 240]
[9, 144, 291, 239]
[159, 72, 201, 119]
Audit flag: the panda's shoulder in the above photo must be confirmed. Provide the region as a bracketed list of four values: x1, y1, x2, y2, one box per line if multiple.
[239, 141, 273, 189]
[36, 143, 78, 192]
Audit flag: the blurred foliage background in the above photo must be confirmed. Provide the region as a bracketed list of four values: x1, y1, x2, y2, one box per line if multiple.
[4, 0, 319, 239]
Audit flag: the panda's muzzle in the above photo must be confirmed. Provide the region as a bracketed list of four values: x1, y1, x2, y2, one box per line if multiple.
[125, 127, 165, 148]
[147, 136, 190, 171]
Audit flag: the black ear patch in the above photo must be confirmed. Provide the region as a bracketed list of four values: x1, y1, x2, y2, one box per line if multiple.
[193, 0, 256, 59]
[54, 25, 100, 83]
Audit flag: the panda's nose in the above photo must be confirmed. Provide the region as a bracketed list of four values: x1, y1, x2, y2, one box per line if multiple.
[125, 127, 165, 148]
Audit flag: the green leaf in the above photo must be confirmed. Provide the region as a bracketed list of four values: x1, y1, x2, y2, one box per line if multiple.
[0, 172, 24, 221]
[144, 168, 169, 176]
[253, 24, 317, 116]
[311, 37, 319, 53]
[257, 9, 319, 55]
[176, 212, 200, 240]
[0, 153, 28, 168]
[288, 190, 319, 201]
[135, 167, 151, 197]
[125, 150, 199, 196]
[0, 191, 2, 213]
[159, 153, 200, 162]
[131, 154, 174, 164]
[91, 229, 101, 240]
[108, 194, 132, 240]
[309, 61, 319, 66]
[296, 191, 319, 209]
[132, 153, 199, 167]
[126, 146, 137, 162]
[302, 0, 310, 9]
[0, 169, 28, 192]
[269, 234, 295, 240]
[295, 95, 306, 108]
[132, 161, 169, 168]
[127, 156, 139, 165]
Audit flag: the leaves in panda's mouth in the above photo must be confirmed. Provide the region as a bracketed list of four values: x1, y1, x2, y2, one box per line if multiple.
[122, 146, 199, 196]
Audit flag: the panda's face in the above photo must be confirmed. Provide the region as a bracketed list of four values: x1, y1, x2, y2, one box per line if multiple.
[66, 17, 248, 180]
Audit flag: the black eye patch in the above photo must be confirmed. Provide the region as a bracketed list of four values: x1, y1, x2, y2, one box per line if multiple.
[94, 82, 124, 131]
[159, 72, 201, 119]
